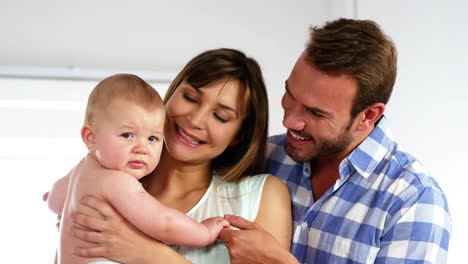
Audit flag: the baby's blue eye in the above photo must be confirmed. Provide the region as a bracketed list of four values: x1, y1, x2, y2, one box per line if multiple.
[148, 136, 158, 142]
[121, 132, 133, 139]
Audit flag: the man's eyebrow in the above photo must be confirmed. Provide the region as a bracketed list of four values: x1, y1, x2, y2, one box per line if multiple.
[305, 106, 334, 118]
[285, 80, 292, 96]
[285, 81, 297, 102]
[284, 80, 334, 118]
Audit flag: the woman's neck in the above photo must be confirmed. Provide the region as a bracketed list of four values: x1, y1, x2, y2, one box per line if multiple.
[142, 147, 213, 198]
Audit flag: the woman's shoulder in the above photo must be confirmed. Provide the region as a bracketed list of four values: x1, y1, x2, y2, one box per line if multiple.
[213, 173, 270, 192]
[239, 173, 270, 186]
[259, 175, 289, 202]
[213, 173, 288, 193]
[239, 174, 287, 192]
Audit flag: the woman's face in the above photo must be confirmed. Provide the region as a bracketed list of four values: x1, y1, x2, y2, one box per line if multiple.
[164, 79, 245, 165]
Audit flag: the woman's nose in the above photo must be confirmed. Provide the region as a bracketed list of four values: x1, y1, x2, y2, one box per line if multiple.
[188, 108, 208, 129]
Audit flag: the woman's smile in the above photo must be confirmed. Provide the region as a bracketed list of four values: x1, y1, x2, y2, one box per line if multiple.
[176, 124, 205, 147]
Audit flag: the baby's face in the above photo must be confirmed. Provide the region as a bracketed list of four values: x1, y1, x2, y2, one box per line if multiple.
[92, 99, 165, 179]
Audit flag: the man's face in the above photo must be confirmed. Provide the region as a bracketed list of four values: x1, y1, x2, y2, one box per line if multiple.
[281, 52, 358, 162]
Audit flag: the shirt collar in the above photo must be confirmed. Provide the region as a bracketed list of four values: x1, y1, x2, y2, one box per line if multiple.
[343, 115, 395, 179]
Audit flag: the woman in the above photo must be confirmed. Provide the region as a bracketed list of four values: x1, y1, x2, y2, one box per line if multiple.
[70, 48, 291, 263]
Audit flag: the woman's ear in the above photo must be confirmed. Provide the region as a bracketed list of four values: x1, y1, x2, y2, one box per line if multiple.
[355, 102, 386, 131]
[229, 138, 241, 147]
[229, 131, 243, 147]
[81, 124, 96, 151]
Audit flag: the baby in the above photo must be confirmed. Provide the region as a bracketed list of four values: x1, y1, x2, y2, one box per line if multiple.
[46, 74, 229, 264]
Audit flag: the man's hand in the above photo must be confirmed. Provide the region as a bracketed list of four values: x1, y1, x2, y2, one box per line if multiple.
[218, 214, 297, 264]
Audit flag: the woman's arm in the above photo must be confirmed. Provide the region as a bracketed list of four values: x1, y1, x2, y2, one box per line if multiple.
[72, 196, 191, 264]
[219, 175, 298, 264]
[254, 175, 292, 249]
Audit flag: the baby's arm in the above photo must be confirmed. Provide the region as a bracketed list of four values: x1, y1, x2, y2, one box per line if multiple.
[47, 173, 70, 215]
[104, 173, 229, 247]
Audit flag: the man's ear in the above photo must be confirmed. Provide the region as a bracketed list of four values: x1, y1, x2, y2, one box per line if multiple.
[355, 102, 385, 131]
[81, 124, 96, 151]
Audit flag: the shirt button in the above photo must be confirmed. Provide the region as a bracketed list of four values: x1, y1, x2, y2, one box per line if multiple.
[301, 222, 308, 229]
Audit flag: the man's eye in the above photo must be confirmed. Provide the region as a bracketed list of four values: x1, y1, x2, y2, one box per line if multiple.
[148, 136, 159, 142]
[121, 132, 133, 139]
[309, 110, 324, 118]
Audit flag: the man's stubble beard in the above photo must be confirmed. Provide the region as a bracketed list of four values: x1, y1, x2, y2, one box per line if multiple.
[285, 127, 354, 163]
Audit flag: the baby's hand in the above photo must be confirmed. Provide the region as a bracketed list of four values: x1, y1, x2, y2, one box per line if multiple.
[43, 192, 49, 201]
[201, 216, 230, 243]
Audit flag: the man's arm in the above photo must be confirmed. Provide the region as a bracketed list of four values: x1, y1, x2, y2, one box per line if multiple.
[219, 175, 299, 264]
[103, 172, 227, 247]
[377, 186, 451, 262]
[47, 173, 70, 214]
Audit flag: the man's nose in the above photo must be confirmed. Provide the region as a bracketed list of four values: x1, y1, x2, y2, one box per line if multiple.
[282, 106, 306, 132]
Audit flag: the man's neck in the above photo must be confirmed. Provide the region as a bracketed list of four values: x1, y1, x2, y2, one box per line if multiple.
[310, 158, 341, 202]
[309, 129, 371, 201]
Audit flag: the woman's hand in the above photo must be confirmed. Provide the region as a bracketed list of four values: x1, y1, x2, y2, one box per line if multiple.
[71, 195, 188, 264]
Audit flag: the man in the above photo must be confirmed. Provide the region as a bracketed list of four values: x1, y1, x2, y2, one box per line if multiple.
[219, 18, 451, 263]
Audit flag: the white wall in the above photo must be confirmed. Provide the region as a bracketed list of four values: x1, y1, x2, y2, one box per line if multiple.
[355, 1, 468, 262]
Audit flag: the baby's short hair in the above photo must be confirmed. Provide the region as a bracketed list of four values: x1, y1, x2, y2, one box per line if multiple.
[84, 74, 163, 125]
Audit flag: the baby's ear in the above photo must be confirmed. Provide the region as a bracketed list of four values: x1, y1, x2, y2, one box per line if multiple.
[81, 124, 96, 151]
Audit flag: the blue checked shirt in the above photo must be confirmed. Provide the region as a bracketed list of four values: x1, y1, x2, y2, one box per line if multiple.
[264, 116, 451, 263]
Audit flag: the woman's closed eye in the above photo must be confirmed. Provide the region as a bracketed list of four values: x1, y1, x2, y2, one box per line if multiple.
[214, 113, 228, 123]
[183, 93, 198, 103]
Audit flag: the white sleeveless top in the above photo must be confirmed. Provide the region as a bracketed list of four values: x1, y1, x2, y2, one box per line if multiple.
[171, 174, 269, 264]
